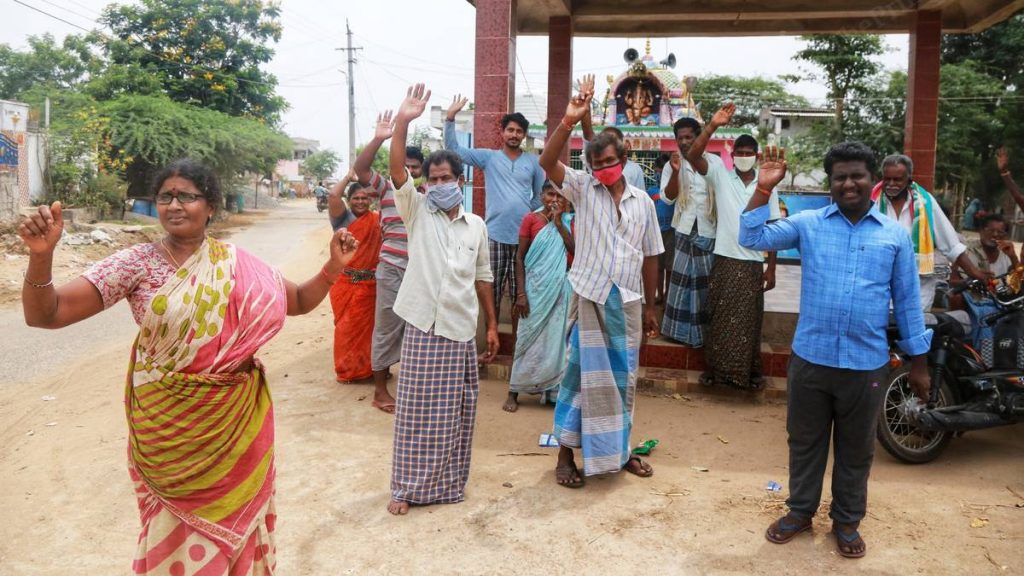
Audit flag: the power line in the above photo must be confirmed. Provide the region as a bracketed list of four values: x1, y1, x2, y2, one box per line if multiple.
[12, 0, 91, 32]
[33, 0, 97, 24]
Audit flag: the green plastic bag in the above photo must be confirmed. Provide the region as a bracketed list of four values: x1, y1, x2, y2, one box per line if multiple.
[632, 439, 659, 455]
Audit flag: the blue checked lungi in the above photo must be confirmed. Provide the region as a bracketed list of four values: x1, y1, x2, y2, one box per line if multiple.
[489, 240, 518, 316]
[553, 285, 642, 476]
[390, 324, 479, 504]
[661, 224, 715, 347]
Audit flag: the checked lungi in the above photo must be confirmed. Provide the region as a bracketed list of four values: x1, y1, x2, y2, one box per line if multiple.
[390, 324, 479, 505]
[553, 286, 642, 476]
[661, 224, 715, 347]
[489, 240, 518, 317]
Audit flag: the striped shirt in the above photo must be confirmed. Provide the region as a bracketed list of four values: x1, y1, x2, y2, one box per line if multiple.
[556, 167, 664, 305]
[365, 170, 424, 270]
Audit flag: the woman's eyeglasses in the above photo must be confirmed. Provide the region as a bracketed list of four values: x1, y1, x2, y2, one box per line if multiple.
[155, 192, 206, 205]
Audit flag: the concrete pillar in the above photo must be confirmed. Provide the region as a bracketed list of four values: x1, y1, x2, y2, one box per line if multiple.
[472, 0, 517, 217]
[546, 16, 573, 164]
[904, 10, 942, 192]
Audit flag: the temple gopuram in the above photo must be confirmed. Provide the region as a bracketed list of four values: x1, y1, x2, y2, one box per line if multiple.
[532, 41, 751, 189]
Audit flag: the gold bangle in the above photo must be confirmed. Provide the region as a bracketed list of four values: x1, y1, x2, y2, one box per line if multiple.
[560, 119, 574, 132]
[23, 273, 54, 288]
[320, 266, 339, 284]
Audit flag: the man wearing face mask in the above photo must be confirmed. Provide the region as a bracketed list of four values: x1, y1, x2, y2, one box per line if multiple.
[580, 103, 648, 191]
[445, 97, 545, 329]
[539, 80, 663, 488]
[659, 116, 716, 347]
[386, 84, 500, 516]
[873, 154, 988, 311]
[687, 103, 779, 391]
[351, 111, 428, 414]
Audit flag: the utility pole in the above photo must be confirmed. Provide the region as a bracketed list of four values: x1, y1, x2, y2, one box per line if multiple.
[337, 20, 362, 167]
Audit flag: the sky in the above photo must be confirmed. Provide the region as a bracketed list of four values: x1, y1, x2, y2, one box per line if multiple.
[5, 0, 913, 173]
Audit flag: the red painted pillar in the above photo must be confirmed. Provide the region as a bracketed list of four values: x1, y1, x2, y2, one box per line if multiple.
[546, 16, 573, 165]
[904, 10, 942, 192]
[472, 0, 517, 217]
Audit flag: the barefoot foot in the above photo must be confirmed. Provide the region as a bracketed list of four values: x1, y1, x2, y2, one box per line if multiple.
[502, 392, 519, 413]
[387, 500, 409, 515]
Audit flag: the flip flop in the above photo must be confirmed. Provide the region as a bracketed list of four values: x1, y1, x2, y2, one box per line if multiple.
[624, 456, 654, 477]
[765, 514, 812, 544]
[371, 400, 396, 414]
[555, 462, 585, 488]
[833, 524, 866, 558]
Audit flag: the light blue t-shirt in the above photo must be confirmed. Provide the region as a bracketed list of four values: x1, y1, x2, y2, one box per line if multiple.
[444, 121, 544, 245]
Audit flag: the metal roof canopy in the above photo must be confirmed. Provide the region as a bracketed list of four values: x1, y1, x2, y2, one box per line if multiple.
[476, 0, 1024, 36]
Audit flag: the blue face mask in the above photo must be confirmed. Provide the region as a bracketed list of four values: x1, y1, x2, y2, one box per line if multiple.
[426, 181, 464, 212]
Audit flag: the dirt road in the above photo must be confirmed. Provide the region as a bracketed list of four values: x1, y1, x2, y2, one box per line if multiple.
[0, 201, 1021, 575]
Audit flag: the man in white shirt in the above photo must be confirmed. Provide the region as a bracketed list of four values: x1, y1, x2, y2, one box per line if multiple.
[385, 84, 499, 516]
[687, 103, 779, 391]
[875, 154, 988, 310]
[539, 79, 663, 488]
[659, 116, 716, 347]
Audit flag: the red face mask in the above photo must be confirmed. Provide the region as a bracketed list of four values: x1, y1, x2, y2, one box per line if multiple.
[593, 162, 623, 187]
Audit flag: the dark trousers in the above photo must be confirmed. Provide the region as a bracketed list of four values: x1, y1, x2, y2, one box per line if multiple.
[786, 354, 888, 525]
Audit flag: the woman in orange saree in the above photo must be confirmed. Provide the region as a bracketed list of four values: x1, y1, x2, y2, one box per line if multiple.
[328, 178, 383, 383]
[18, 159, 359, 575]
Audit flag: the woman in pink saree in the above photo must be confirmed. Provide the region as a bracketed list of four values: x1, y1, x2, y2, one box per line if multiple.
[18, 159, 359, 575]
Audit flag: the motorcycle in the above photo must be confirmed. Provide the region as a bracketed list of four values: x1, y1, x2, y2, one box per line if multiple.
[316, 193, 328, 213]
[877, 273, 1024, 463]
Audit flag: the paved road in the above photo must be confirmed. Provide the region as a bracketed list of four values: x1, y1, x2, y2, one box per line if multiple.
[0, 202, 326, 387]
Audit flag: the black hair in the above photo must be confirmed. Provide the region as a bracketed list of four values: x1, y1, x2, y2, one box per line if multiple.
[733, 134, 759, 153]
[406, 146, 425, 165]
[978, 213, 1008, 231]
[655, 153, 671, 170]
[500, 112, 529, 132]
[424, 150, 464, 179]
[673, 117, 702, 138]
[601, 126, 625, 141]
[542, 179, 556, 190]
[151, 158, 223, 211]
[824, 141, 877, 178]
[585, 131, 627, 165]
[346, 181, 370, 199]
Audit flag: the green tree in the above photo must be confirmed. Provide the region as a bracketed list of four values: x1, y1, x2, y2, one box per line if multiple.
[355, 144, 390, 175]
[788, 35, 885, 139]
[98, 0, 286, 123]
[693, 75, 808, 128]
[0, 33, 96, 99]
[300, 149, 341, 182]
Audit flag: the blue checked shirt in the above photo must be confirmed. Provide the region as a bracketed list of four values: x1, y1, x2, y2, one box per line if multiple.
[739, 203, 932, 370]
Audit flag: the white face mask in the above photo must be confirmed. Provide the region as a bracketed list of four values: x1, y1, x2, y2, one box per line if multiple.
[733, 156, 757, 172]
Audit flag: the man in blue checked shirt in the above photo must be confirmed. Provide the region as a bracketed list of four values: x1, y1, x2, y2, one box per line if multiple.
[739, 142, 932, 560]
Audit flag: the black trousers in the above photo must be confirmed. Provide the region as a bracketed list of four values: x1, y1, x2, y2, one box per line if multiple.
[786, 354, 888, 525]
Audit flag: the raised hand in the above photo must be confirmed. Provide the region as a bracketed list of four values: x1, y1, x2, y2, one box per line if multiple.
[710, 102, 736, 128]
[18, 201, 64, 256]
[578, 74, 595, 98]
[564, 91, 592, 126]
[397, 84, 431, 122]
[446, 94, 469, 121]
[669, 151, 682, 172]
[374, 110, 394, 141]
[327, 228, 360, 272]
[997, 147, 1010, 173]
[758, 146, 787, 191]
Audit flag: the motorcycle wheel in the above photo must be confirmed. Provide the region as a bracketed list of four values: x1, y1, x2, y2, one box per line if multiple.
[876, 365, 956, 464]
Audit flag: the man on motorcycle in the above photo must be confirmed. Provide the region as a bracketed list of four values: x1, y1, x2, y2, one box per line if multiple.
[739, 142, 933, 559]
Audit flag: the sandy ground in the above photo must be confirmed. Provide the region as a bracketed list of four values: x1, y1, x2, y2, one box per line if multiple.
[0, 201, 1022, 575]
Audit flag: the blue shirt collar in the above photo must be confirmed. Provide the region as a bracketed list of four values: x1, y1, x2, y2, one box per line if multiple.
[823, 201, 885, 225]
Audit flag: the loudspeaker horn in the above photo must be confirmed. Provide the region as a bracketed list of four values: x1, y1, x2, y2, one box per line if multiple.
[624, 48, 639, 63]
[660, 53, 676, 69]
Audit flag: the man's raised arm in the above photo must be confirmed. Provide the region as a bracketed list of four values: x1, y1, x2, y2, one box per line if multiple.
[390, 84, 430, 192]
[687, 102, 735, 176]
[539, 77, 594, 189]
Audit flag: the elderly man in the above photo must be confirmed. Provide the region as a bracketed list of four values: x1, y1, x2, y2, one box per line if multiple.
[740, 142, 932, 559]
[539, 80, 663, 488]
[874, 154, 988, 310]
[386, 84, 499, 516]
